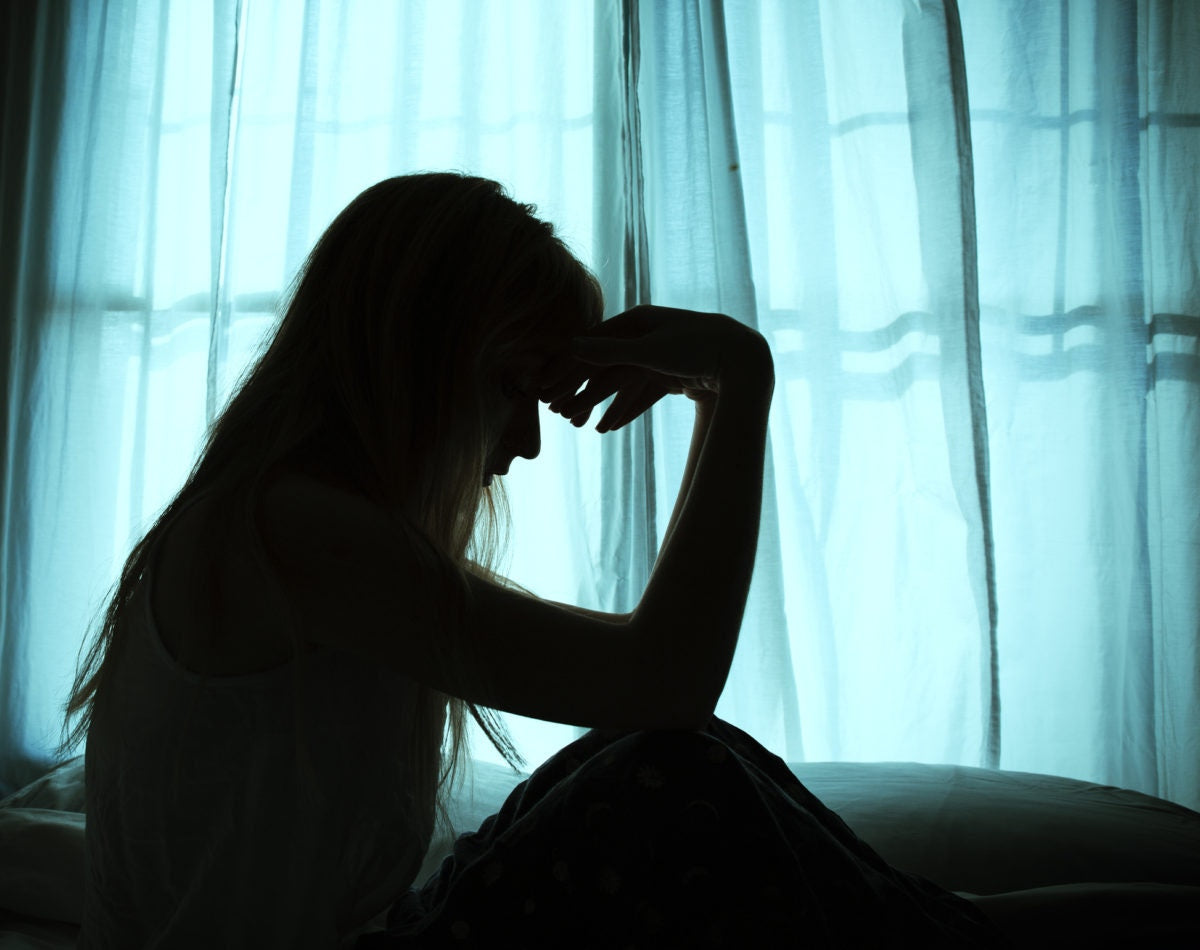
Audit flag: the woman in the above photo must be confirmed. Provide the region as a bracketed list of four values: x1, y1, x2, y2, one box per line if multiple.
[63, 173, 1007, 947]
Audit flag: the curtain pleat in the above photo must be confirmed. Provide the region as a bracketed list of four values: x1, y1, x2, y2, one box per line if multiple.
[593, 0, 658, 618]
[124, 1, 168, 528]
[901, 0, 1000, 768]
[0, 0, 71, 793]
[1093, 0, 1156, 797]
[282, 0, 321, 283]
[205, 0, 246, 421]
[1140, 0, 1199, 808]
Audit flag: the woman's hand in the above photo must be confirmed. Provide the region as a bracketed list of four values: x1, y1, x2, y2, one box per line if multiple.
[536, 305, 771, 432]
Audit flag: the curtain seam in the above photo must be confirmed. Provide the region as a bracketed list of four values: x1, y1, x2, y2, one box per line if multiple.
[127, 2, 172, 534]
[943, 0, 1001, 769]
[623, 0, 657, 580]
[206, 0, 250, 424]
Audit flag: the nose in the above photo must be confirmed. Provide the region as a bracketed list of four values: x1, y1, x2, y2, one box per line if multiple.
[510, 397, 541, 461]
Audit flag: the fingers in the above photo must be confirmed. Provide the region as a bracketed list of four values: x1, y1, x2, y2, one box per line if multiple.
[536, 352, 591, 406]
[549, 374, 622, 423]
[541, 365, 673, 432]
[540, 371, 591, 409]
[534, 345, 672, 433]
[595, 381, 666, 433]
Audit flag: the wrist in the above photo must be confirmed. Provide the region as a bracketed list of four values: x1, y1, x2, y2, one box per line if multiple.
[716, 333, 774, 400]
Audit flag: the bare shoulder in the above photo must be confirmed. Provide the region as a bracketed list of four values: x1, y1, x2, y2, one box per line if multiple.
[260, 468, 382, 546]
[152, 491, 295, 675]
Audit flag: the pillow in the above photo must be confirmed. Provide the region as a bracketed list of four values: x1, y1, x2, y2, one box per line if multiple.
[795, 761, 1200, 895]
[0, 757, 85, 814]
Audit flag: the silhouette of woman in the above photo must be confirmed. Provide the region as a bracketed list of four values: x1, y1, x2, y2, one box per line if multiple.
[64, 174, 1008, 947]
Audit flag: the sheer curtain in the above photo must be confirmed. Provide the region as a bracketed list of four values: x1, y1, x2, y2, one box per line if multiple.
[2, 0, 1196, 809]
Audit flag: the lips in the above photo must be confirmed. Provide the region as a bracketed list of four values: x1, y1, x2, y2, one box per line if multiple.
[483, 456, 514, 486]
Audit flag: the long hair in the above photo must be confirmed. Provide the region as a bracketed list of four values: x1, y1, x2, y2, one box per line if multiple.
[61, 172, 603, 833]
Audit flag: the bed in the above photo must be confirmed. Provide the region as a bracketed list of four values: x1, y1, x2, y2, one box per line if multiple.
[3, 754, 1198, 946]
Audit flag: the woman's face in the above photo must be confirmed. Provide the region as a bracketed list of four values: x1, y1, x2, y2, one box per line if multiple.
[482, 345, 557, 486]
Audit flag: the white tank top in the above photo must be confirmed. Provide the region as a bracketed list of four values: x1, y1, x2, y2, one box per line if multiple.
[80, 516, 436, 948]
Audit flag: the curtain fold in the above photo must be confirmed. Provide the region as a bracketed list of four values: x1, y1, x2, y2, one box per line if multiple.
[593, 0, 658, 625]
[1, 0, 71, 793]
[1140, 0, 1200, 809]
[901, 0, 1000, 767]
[1, 0, 1196, 810]
[204, 0, 245, 420]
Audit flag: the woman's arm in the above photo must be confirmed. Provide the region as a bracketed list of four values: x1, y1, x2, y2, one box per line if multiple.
[656, 394, 715, 572]
[630, 346, 773, 718]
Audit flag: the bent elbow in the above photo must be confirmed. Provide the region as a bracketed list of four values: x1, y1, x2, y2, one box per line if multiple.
[629, 614, 731, 732]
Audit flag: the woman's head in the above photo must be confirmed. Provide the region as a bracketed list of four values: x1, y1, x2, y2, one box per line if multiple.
[258, 173, 603, 555]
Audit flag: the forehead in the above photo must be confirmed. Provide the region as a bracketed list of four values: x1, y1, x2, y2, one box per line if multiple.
[495, 326, 577, 370]
[490, 296, 599, 377]
[502, 345, 559, 380]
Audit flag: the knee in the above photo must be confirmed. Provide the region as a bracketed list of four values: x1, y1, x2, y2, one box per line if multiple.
[603, 726, 729, 770]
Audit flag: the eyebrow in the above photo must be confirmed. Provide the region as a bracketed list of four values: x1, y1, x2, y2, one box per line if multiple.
[511, 368, 543, 393]
[498, 337, 573, 383]
[509, 348, 558, 375]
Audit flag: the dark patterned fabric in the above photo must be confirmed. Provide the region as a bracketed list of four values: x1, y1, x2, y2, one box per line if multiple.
[358, 718, 1009, 948]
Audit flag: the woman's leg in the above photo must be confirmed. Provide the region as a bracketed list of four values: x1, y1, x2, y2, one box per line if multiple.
[699, 717, 884, 860]
[365, 724, 1008, 947]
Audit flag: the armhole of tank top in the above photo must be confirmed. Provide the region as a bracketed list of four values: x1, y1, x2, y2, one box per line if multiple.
[141, 491, 220, 684]
[141, 490, 317, 685]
